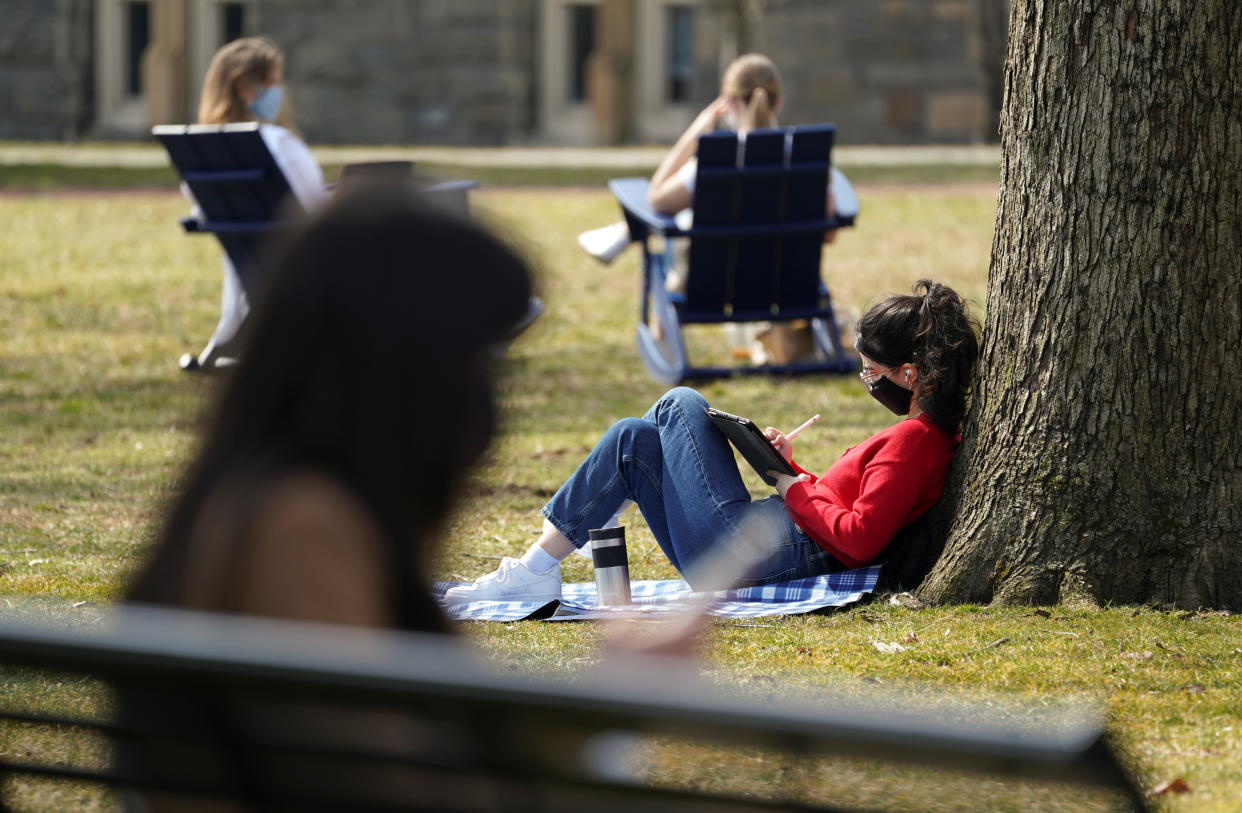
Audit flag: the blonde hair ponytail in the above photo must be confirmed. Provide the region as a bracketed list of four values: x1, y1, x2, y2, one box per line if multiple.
[721, 53, 782, 131]
[746, 86, 774, 129]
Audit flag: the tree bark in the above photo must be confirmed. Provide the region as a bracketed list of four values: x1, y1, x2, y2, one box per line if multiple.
[919, 0, 1242, 609]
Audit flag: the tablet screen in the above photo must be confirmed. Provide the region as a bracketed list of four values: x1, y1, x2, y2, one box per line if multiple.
[706, 407, 798, 487]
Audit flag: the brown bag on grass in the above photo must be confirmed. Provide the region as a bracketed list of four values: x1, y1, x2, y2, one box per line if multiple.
[755, 321, 815, 365]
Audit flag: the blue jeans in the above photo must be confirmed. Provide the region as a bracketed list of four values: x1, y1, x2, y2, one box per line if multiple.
[542, 387, 842, 588]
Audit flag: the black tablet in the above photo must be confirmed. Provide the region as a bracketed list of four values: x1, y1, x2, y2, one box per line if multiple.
[705, 407, 798, 487]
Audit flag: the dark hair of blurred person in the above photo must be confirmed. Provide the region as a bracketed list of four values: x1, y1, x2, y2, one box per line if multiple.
[127, 183, 533, 632]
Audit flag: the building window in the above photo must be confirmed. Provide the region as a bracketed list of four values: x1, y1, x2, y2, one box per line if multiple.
[568, 3, 597, 102]
[189, 1, 254, 118]
[124, 1, 150, 97]
[221, 2, 246, 43]
[665, 5, 695, 102]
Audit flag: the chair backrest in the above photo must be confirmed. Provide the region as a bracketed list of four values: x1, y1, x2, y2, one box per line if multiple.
[153, 122, 302, 293]
[153, 122, 301, 223]
[684, 124, 835, 321]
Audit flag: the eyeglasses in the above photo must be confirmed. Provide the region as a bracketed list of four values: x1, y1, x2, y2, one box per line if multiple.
[858, 366, 892, 386]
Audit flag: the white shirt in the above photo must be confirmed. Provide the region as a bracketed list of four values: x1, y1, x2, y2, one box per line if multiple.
[258, 123, 328, 212]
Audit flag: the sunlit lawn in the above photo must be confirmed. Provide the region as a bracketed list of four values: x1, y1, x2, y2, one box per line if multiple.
[0, 183, 1238, 810]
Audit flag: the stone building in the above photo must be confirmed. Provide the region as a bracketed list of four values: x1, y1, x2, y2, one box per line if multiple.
[0, 0, 1007, 145]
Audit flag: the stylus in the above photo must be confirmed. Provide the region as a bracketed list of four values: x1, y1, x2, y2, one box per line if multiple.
[785, 414, 820, 441]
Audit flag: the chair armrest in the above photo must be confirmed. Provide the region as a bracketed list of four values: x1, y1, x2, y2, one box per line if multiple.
[611, 176, 853, 237]
[608, 178, 687, 239]
[424, 179, 480, 194]
[193, 220, 295, 235]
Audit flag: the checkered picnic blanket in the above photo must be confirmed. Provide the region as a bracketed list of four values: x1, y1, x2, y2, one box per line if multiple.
[433, 565, 881, 622]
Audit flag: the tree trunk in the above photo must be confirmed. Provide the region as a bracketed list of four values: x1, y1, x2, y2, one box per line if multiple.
[919, 0, 1242, 609]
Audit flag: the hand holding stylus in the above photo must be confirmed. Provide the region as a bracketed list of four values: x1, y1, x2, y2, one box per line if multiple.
[763, 414, 819, 462]
[786, 413, 820, 440]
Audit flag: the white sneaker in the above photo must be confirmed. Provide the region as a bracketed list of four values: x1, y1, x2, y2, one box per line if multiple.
[577, 222, 632, 265]
[442, 557, 562, 604]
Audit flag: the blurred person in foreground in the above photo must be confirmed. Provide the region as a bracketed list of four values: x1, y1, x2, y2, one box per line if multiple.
[118, 183, 532, 811]
[128, 182, 531, 630]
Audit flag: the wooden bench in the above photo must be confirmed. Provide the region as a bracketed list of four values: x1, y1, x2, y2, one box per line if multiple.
[0, 604, 1148, 811]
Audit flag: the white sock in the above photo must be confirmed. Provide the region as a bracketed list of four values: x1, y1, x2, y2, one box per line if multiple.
[520, 546, 561, 575]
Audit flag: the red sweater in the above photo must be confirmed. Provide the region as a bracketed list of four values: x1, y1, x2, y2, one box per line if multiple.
[783, 414, 957, 568]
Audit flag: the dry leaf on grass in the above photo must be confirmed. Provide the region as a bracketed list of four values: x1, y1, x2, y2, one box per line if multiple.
[1153, 641, 1186, 658]
[872, 641, 909, 654]
[1031, 609, 1051, 619]
[986, 637, 1010, 649]
[902, 632, 919, 644]
[1149, 777, 1191, 795]
[1181, 683, 1207, 695]
[888, 592, 924, 609]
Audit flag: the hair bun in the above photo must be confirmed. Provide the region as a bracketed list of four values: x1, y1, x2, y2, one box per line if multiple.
[915, 279, 953, 309]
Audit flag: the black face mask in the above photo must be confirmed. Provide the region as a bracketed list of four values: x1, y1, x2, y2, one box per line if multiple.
[867, 374, 913, 416]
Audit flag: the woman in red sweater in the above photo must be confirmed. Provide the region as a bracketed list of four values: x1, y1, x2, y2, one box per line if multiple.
[446, 280, 979, 604]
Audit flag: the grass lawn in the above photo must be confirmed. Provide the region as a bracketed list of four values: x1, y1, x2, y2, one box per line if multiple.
[0, 181, 1238, 811]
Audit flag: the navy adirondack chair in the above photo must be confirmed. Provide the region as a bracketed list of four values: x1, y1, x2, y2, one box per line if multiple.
[610, 124, 857, 384]
[153, 123, 488, 370]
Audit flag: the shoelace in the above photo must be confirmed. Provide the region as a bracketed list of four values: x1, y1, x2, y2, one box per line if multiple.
[481, 558, 518, 584]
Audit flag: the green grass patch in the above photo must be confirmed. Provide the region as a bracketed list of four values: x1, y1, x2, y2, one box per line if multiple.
[0, 161, 997, 190]
[0, 164, 180, 190]
[416, 161, 1000, 188]
[0, 186, 1237, 810]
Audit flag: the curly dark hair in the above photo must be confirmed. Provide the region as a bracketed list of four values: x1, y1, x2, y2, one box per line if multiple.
[855, 279, 980, 430]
